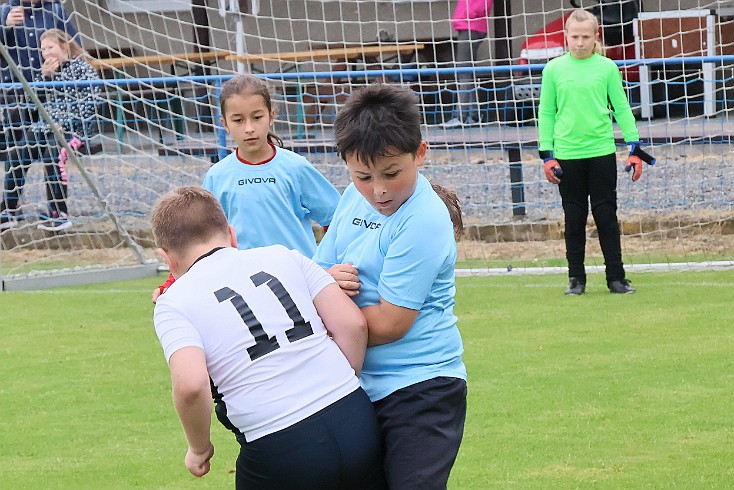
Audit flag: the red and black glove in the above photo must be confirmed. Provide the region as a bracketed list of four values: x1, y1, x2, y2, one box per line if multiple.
[540, 151, 562, 184]
[625, 154, 643, 181]
[625, 142, 652, 182]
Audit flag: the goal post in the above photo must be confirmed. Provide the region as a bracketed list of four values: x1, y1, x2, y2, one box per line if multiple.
[1, 0, 733, 289]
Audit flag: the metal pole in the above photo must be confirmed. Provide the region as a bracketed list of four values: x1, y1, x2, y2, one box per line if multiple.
[507, 147, 526, 217]
[493, 0, 512, 65]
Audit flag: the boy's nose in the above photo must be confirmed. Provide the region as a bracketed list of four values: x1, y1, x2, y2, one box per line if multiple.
[373, 184, 387, 196]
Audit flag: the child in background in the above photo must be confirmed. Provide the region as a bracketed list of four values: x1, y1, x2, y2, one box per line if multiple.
[31, 28, 99, 231]
[153, 74, 340, 300]
[314, 84, 467, 490]
[432, 182, 464, 239]
[0, 0, 81, 230]
[442, 0, 493, 128]
[151, 186, 386, 490]
[538, 8, 648, 295]
[205, 74, 340, 254]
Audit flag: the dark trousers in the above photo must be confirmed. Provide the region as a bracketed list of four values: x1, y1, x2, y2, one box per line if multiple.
[557, 153, 626, 284]
[373, 376, 467, 490]
[1, 89, 37, 213]
[3, 133, 68, 215]
[452, 29, 486, 122]
[235, 388, 387, 490]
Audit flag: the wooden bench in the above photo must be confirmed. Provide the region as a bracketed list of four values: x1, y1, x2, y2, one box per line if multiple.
[90, 51, 235, 145]
[223, 43, 425, 65]
[90, 50, 235, 71]
[226, 44, 425, 132]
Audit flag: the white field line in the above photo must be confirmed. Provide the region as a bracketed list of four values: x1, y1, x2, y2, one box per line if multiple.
[455, 261, 734, 277]
[3, 262, 733, 294]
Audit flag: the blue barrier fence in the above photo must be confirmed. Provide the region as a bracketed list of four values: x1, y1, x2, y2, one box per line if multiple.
[2, 54, 731, 148]
[1, 56, 731, 220]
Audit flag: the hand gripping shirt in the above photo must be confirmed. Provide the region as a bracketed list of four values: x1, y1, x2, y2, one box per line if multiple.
[538, 52, 639, 160]
[314, 174, 467, 401]
[154, 246, 359, 442]
[203, 146, 340, 257]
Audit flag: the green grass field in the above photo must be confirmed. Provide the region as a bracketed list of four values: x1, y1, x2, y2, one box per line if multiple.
[1, 270, 732, 489]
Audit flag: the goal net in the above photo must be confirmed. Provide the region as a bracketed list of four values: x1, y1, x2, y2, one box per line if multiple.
[1, 0, 733, 289]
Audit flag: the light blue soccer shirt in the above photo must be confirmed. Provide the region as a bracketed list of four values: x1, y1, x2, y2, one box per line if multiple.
[204, 147, 340, 257]
[314, 173, 467, 402]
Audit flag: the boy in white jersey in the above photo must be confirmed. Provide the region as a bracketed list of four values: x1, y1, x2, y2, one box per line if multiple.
[151, 186, 386, 490]
[314, 84, 468, 490]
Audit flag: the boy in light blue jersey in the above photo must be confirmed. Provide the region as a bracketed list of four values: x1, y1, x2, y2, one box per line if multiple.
[313, 84, 467, 490]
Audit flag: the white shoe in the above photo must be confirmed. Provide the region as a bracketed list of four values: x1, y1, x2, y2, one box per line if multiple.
[0, 210, 19, 230]
[37, 211, 73, 231]
[440, 117, 463, 128]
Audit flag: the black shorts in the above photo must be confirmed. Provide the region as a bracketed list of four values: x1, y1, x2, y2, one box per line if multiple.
[235, 387, 387, 490]
[373, 376, 468, 490]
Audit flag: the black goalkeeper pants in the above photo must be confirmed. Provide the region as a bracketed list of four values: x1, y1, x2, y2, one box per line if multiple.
[557, 152, 626, 285]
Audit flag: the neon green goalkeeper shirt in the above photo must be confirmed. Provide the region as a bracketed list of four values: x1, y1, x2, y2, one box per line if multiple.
[537, 52, 639, 160]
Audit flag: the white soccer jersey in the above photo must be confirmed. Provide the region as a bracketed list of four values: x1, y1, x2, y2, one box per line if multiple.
[154, 246, 360, 442]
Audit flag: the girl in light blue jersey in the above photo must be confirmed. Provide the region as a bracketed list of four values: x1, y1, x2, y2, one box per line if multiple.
[154, 74, 340, 300]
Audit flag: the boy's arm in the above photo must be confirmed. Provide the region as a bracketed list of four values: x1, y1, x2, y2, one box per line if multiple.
[362, 299, 419, 346]
[313, 282, 368, 374]
[169, 346, 215, 477]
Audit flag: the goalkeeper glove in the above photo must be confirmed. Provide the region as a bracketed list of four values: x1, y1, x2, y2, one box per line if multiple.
[541, 151, 562, 183]
[625, 141, 646, 182]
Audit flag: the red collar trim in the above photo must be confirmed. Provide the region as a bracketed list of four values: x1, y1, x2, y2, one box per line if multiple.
[236, 143, 277, 166]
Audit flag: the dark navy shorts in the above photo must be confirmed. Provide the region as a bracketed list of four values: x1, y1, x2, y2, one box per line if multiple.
[235, 387, 387, 490]
[373, 376, 467, 490]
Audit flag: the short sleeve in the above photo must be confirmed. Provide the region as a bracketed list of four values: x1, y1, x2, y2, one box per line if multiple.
[379, 201, 454, 310]
[153, 296, 204, 363]
[291, 248, 336, 299]
[297, 162, 340, 226]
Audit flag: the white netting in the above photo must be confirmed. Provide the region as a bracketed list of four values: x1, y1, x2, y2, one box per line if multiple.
[1, 0, 733, 288]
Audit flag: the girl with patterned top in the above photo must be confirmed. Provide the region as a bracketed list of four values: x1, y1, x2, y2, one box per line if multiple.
[31, 28, 100, 231]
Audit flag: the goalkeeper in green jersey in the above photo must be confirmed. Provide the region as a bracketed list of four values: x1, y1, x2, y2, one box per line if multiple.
[538, 8, 653, 296]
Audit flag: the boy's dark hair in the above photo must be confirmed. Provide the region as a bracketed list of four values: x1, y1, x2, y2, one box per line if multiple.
[431, 183, 463, 239]
[219, 73, 284, 147]
[151, 186, 230, 254]
[333, 83, 422, 166]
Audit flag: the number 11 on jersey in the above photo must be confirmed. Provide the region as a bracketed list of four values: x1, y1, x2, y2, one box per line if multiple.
[214, 271, 314, 361]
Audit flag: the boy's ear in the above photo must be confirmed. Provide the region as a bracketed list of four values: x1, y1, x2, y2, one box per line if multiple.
[158, 248, 181, 278]
[415, 140, 428, 168]
[228, 224, 238, 249]
[220, 116, 228, 132]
